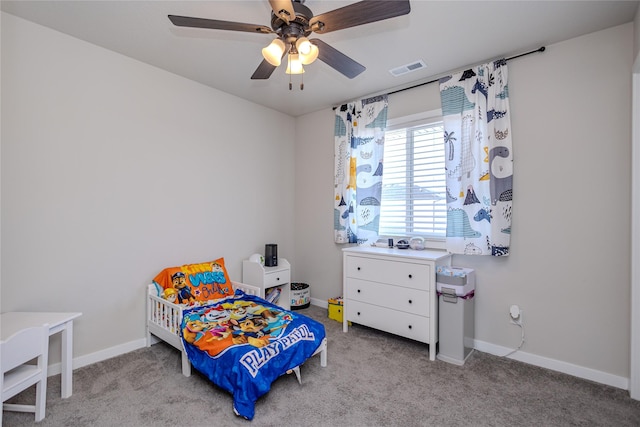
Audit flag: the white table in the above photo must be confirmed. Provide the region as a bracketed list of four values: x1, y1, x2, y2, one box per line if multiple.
[1, 312, 82, 398]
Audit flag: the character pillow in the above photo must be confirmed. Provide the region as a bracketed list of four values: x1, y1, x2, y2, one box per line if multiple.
[153, 257, 234, 304]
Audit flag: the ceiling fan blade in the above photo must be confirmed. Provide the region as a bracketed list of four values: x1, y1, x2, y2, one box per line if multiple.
[312, 39, 365, 79]
[168, 15, 273, 34]
[269, 0, 296, 24]
[251, 59, 278, 80]
[310, 0, 411, 34]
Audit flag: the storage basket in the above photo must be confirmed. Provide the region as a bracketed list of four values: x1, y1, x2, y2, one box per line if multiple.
[290, 282, 310, 310]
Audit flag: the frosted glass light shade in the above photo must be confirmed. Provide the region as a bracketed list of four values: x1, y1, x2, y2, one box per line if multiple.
[299, 44, 319, 65]
[262, 39, 286, 66]
[296, 37, 312, 55]
[285, 54, 305, 74]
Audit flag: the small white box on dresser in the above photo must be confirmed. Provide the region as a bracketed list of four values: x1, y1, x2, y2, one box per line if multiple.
[342, 246, 451, 361]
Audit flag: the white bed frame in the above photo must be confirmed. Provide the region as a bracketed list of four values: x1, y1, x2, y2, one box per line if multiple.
[146, 282, 327, 377]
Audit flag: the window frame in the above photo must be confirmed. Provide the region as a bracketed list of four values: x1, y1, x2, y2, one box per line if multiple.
[380, 109, 446, 251]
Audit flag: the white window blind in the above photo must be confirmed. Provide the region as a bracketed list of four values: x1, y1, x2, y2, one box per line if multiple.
[379, 119, 447, 239]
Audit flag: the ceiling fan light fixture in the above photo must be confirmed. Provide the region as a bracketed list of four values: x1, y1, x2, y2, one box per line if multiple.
[299, 43, 319, 65]
[296, 37, 312, 55]
[262, 38, 286, 66]
[286, 53, 305, 74]
[169, 0, 413, 83]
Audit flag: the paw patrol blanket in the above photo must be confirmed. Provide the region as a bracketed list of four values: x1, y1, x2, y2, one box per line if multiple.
[180, 290, 326, 420]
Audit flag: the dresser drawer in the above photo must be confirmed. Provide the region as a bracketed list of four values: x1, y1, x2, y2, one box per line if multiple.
[346, 278, 430, 317]
[346, 300, 430, 343]
[264, 270, 290, 288]
[345, 255, 431, 290]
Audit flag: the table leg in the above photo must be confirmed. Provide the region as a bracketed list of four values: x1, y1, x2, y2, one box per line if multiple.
[60, 321, 73, 398]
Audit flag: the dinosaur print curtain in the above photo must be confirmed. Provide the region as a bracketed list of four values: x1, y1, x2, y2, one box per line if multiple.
[334, 95, 388, 244]
[439, 60, 512, 256]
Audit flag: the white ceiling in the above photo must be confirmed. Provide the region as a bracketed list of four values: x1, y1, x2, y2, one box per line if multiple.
[2, 0, 638, 117]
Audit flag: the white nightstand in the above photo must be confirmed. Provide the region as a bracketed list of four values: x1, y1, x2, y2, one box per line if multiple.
[242, 258, 291, 310]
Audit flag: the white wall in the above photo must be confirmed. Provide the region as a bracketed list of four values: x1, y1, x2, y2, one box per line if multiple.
[630, 1, 640, 400]
[635, 4, 640, 62]
[295, 23, 634, 385]
[1, 11, 635, 389]
[1, 13, 296, 364]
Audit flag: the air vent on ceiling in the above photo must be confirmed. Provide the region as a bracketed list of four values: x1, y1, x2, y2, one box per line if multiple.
[389, 60, 427, 77]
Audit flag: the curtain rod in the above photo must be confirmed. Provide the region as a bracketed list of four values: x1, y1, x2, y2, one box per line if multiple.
[387, 46, 545, 96]
[334, 46, 546, 109]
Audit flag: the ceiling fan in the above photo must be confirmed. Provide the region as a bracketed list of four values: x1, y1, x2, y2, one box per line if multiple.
[168, 0, 411, 84]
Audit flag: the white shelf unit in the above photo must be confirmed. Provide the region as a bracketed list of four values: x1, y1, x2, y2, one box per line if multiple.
[242, 258, 291, 310]
[342, 246, 451, 361]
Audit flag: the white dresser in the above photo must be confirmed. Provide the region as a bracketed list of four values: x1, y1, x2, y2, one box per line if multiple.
[342, 246, 451, 361]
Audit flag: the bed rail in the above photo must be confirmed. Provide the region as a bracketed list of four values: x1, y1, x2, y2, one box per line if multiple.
[146, 281, 326, 378]
[146, 281, 261, 376]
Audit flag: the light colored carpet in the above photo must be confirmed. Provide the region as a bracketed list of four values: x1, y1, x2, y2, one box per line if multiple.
[4, 305, 640, 426]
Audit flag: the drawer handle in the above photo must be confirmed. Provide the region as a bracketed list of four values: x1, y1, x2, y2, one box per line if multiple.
[408, 274, 413, 279]
[408, 299, 412, 304]
[357, 289, 361, 293]
[357, 312, 361, 316]
[357, 267, 361, 271]
[276, 277, 280, 281]
[408, 325, 412, 329]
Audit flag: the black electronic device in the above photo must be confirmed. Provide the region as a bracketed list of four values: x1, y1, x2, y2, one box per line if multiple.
[265, 244, 278, 267]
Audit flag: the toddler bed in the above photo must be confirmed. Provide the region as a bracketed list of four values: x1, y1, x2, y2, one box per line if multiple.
[145, 258, 327, 420]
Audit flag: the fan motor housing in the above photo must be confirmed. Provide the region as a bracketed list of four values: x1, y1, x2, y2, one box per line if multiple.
[271, 1, 313, 39]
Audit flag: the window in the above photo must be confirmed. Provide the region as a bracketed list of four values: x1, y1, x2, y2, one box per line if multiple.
[379, 111, 447, 243]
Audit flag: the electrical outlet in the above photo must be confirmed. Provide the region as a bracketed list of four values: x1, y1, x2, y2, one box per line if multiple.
[509, 304, 523, 325]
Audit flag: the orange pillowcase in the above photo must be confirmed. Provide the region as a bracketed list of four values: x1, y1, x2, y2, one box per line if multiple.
[153, 257, 234, 304]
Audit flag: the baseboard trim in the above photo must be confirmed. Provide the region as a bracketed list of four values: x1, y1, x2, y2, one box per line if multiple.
[311, 300, 627, 389]
[47, 338, 147, 378]
[311, 297, 328, 308]
[474, 339, 629, 390]
[52, 305, 628, 393]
